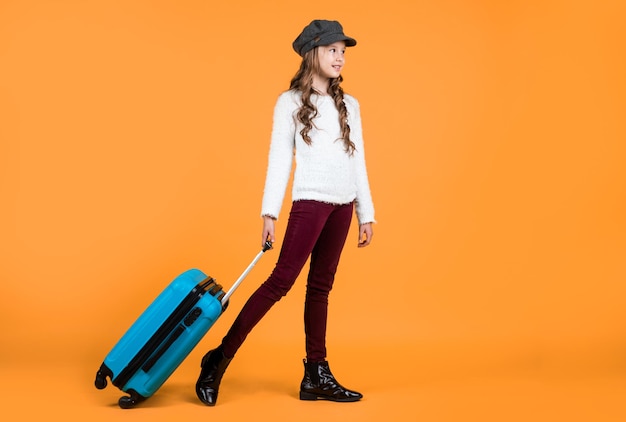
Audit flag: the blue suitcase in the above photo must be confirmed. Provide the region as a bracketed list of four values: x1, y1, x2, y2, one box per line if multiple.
[95, 242, 272, 408]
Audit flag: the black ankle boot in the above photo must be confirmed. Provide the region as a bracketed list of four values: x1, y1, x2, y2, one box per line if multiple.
[195, 345, 232, 406]
[299, 359, 363, 402]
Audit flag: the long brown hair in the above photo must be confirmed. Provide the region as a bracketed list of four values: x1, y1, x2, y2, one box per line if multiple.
[288, 47, 356, 155]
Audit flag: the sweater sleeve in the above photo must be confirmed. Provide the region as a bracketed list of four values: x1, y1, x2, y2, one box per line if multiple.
[347, 96, 376, 225]
[260, 92, 296, 220]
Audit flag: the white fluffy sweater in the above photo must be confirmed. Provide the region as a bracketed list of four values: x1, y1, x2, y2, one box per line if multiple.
[261, 90, 375, 225]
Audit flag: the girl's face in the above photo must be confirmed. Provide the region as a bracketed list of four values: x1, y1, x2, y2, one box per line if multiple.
[317, 41, 346, 80]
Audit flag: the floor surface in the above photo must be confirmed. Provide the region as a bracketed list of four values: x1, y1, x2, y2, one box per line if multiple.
[2, 341, 624, 422]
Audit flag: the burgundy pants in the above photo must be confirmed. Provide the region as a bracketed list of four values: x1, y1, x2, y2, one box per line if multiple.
[221, 200, 354, 362]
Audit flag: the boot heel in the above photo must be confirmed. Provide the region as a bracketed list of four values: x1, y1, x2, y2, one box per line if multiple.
[299, 391, 318, 401]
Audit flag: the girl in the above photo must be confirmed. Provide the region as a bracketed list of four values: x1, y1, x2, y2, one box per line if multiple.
[196, 19, 376, 405]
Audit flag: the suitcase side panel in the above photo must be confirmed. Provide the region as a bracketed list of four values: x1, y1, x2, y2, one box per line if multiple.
[102, 269, 208, 382]
[122, 292, 223, 397]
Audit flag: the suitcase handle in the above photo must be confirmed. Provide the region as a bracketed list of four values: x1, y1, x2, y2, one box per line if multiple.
[220, 241, 273, 307]
[262, 240, 273, 252]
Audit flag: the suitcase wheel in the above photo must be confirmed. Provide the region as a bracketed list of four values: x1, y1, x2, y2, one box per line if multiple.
[118, 390, 145, 409]
[94, 364, 113, 390]
[94, 372, 107, 389]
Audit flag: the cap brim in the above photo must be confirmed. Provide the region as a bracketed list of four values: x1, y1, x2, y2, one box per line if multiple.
[319, 34, 357, 48]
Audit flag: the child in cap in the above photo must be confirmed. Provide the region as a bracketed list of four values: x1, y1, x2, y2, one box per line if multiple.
[196, 19, 376, 405]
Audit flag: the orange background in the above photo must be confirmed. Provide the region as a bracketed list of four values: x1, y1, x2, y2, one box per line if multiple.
[1, 0, 625, 420]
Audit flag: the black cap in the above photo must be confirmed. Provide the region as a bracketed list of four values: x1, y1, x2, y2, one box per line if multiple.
[292, 20, 357, 57]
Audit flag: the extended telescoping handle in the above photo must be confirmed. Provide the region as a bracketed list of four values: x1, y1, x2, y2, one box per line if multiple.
[220, 241, 273, 306]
